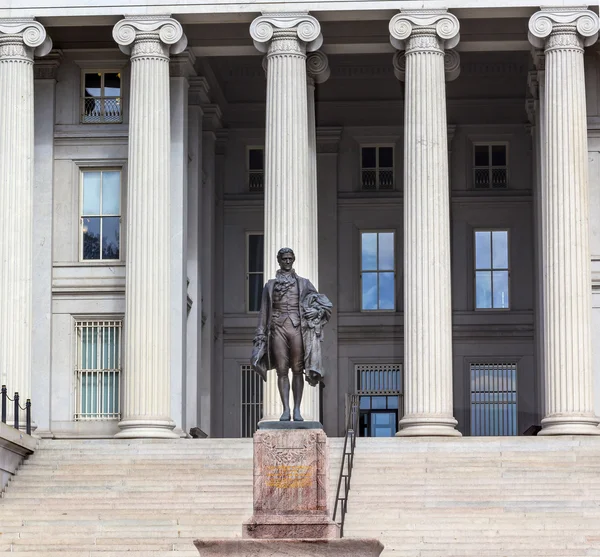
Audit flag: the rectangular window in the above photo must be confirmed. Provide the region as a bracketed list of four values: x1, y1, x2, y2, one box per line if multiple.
[361, 146, 394, 190]
[473, 143, 508, 189]
[475, 230, 509, 309]
[361, 231, 395, 311]
[248, 147, 264, 193]
[81, 170, 121, 261]
[470, 362, 517, 436]
[74, 320, 122, 421]
[241, 364, 263, 437]
[247, 233, 264, 312]
[356, 364, 403, 437]
[81, 71, 122, 124]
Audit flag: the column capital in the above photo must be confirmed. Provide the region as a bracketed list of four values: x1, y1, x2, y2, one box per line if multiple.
[307, 50, 330, 84]
[113, 16, 187, 58]
[528, 8, 599, 50]
[389, 10, 460, 52]
[250, 12, 322, 54]
[0, 18, 52, 60]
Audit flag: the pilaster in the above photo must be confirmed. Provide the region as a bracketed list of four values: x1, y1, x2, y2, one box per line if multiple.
[390, 10, 461, 437]
[112, 16, 187, 438]
[528, 8, 600, 435]
[0, 19, 52, 428]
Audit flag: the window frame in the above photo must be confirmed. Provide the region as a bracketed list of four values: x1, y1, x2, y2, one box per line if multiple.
[247, 146, 265, 193]
[80, 70, 123, 124]
[73, 317, 123, 422]
[360, 144, 395, 191]
[473, 228, 511, 311]
[472, 142, 509, 190]
[79, 168, 123, 263]
[359, 229, 396, 312]
[246, 231, 264, 313]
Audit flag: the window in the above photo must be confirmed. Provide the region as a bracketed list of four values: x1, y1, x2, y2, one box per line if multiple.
[356, 364, 403, 437]
[81, 170, 121, 261]
[74, 320, 122, 421]
[361, 146, 394, 190]
[248, 147, 264, 192]
[241, 364, 263, 437]
[473, 144, 508, 189]
[247, 233, 264, 312]
[470, 362, 517, 436]
[361, 231, 395, 311]
[81, 71, 122, 123]
[475, 230, 509, 309]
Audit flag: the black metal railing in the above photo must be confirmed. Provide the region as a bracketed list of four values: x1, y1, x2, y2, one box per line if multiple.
[1, 385, 31, 435]
[332, 393, 360, 537]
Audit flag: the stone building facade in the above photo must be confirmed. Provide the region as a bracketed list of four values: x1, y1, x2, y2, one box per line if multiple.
[1, 0, 600, 439]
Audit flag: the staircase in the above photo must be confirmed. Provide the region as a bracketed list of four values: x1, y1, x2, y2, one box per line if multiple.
[0, 437, 343, 555]
[343, 436, 600, 557]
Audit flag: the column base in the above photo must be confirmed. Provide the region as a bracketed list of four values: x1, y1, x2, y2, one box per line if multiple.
[396, 415, 462, 437]
[538, 414, 600, 436]
[115, 417, 179, 439]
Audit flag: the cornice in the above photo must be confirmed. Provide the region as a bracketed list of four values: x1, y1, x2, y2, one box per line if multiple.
[250, 12, 322, 54]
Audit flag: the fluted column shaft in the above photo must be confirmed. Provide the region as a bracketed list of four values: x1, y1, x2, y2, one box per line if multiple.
[390, 11, 460, 436]
[251, 13, 322, 423]
[529, 9, 600, 435]
[113, 17, 187, 438]
[0, 19, 51, 425]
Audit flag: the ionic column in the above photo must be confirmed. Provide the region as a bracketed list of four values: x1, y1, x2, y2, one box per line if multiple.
[112, 17, 187, 438]
[528, 8, 600, 435]
[250, 13, 322, 423]
[390, 11, 461, 436]
[0, 19, 52, 427]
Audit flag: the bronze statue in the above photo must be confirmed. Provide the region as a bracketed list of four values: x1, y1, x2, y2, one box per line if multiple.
[251, 248, 332, 422]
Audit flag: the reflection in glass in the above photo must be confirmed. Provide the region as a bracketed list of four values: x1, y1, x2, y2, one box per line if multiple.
[476, 271, 492, 309]
[371, 396, 387, 410]
[82, 217, 101, 260]
[362, 273, 378, 310]
[475, 231, 491, 270]
[102, 172, 121, 215]
[379, 272, 395, 310]
[378, 232, 394, 270]
[83, 172, 101, 215]
[102, 217, 120, 259]
[248, 234, 264, 273]
[248, 274, 263, 312]
[361, 233, 377, 271]
[493, 271, 509, 309]
[492, 231, 508, 269]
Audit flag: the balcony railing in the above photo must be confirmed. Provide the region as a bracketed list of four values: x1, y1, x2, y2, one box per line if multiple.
[81, 96, 122, 124]
[361, 167, 394, 190]
[249, 170, 264, 193]
[474, 167, 508, 189]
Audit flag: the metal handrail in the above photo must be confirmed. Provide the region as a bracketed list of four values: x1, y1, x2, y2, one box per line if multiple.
[332, 393, 360, 537]
[1, 385, 32, 435]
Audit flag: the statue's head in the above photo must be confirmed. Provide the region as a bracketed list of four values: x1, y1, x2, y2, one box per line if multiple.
[277, 247, 295, 272]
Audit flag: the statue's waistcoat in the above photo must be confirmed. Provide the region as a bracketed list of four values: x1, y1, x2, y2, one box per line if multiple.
[271, 280, 300, 327]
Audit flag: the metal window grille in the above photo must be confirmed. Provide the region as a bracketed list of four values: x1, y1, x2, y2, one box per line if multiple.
[241, 365, 263, 437]
[356, 364, 402, 394]
[361, 147, 394, 191]
[74, 320, 122, 421]
[470, 363, 517, 436]
[473, 144, 508, 189]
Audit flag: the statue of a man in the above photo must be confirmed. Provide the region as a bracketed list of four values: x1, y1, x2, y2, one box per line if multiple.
[251, 248, 332, 422]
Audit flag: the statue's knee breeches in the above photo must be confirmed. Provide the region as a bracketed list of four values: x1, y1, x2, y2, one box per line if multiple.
[271, 318, 304, 376]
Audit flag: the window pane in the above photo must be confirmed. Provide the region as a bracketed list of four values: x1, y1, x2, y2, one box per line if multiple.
[476, 271, 492, 309]
[361, 233, 377, 271]
[248, 274, 264, 312]
[83, 172, 101, 215]
[248, 149, 264, 171]
[493, 271, 509, 309]
[248, 234, 264, 273]
[379, 272, 395, 310]
[474, 145, 489, 167]
[359, 396, 371, 410]
[475, 231, 491, 270]
[378, 232, 394, 271]
[492, 231, 508, 269]
[82, 217, 101, 260]
[371, 396, 386, 410]
[362, 147, 376, 168]
[84, 73, 101, 97]
[102, 172, 121, 215]
[387, 396, 399, 409]
[379, 147, 393, 168]
[362, 272, 378, 310]
[104, 72, 121, 96]
[102, 217, 120, 259]
[491, 145, 506, 166]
